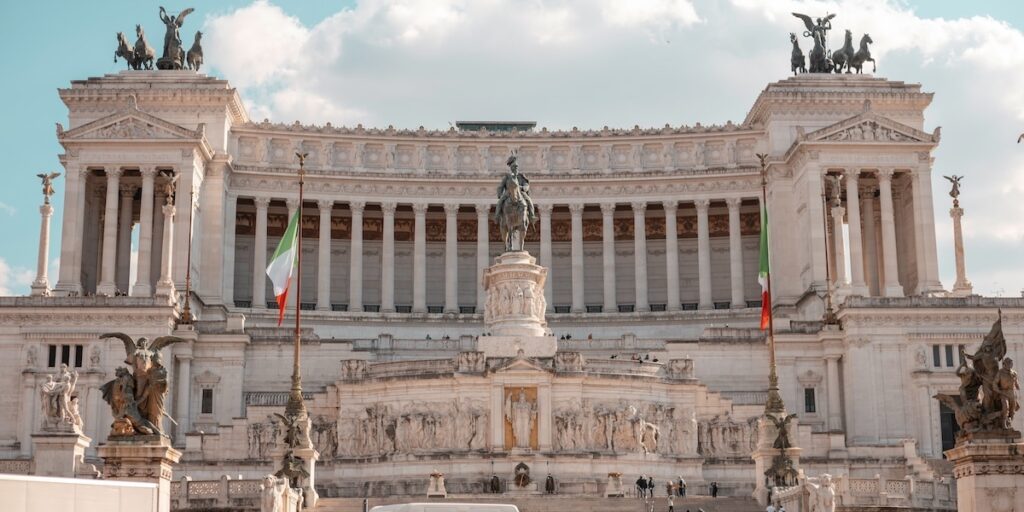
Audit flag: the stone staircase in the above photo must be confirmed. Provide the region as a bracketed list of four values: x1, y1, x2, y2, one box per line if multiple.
[315, 495, 762, 512]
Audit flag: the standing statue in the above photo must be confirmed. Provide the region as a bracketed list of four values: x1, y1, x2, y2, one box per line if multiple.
[186, 31, 204, 71]
[505, 389, 537, 449]
[39, 364, 80, 431]
[944, 174, 963, 206]
[768, 413, 798, 450]
[157, 6, 195, 69]
[790, 33, 807, 75]
[134, 25, 156, 70]
[935, 311, 1020, 436]
[495, 152, 536, 252]
[804, 474, 837, 512]
[98, 333, 185, 436]
[36, 172, 60, 205]
[850, 34, 876, 74]
[792, 12, 835, 73]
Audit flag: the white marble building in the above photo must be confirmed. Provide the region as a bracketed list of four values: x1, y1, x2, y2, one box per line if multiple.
[0, 70, 1021, 498]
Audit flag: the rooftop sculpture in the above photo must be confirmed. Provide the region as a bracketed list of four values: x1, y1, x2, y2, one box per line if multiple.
[113, 7, 200, 71]
[790, 12, 875, 74]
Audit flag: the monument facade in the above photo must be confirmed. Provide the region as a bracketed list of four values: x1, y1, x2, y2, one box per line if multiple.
[0, 58, 1020, 501]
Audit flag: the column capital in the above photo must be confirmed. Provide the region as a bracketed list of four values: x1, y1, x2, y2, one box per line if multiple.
[349, 200, 366, 214]
[845, 170, 860, 184]
[536, 203, 553, 216]
[662, 200, 678, 214]
[475, 202, 491, 216]
[162, 203, 176, 217]
[630, 201, 647, 214]
[140, 167, 159, 179]
[568, 203, 585, 216]
[444, 203, 460, 216]
[694, 198, 710, 212]
[253, 196, 271, 210]
[77, 167, 91, 179]
[600, 203, 616, 216]
[39, 204, 54, 217]
[412, 203, 428, 215]
[876, 168, 895, 181]
[831, 205, 846, 217]
[860, 185, 878, 199]
[226, 190, 239, 201]
[119, 184, 138, 197]
[381, 201, 398, 215]
[285, 198, 300, 211]
[317, 199, 334, 212]
[105, 168, 124, 180]
[725, 197, 742, 210]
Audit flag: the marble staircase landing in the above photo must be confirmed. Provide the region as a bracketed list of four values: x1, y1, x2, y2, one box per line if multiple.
[315, 495, 761, 512]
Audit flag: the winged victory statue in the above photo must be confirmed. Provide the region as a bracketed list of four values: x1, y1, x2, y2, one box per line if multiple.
[99, 332, 186, 436]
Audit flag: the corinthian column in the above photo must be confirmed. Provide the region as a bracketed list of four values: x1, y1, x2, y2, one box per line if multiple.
[252, 197, 270, 309]
[56, 166, 84, 295]
[569, 203, 585, 313]
[96, 169, 123, 296]
[115, 185, 135, 293]
[155, 201, 177, 298]
[877, 170, 903, 297]
[412, 203, 428, 313]
[317, 200, 333, 311]
[476, 203, 490, 313]
[600, 203, 617, 313]
[538, 204, 553, 311]
[950, 204, 973, 296]
[348, 201, 365, 312]
[632, 201, 649, 312]
[831, 205, 848, 289]
[444, 203, 460, 313]
[663, 201, 681, 311]
[133, 167, 157, 296]
[30, 202, 54, 296]
[726, 198, 745, 308]
[381, 202, 397, 312]
[845, 171, 868, 296]
[695, 199, 713, 310]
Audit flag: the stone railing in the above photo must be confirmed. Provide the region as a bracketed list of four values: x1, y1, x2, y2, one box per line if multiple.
[0, 459, 32, 475]
[364, 358, 457, 379]
[170, 476, 302, 512]
[771, 475, 956, 511]
[584, 359, 663, 377]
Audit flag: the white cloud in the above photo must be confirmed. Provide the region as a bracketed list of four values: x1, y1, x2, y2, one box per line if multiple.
[0, 201, 15, 216]
[0, 257, 34, 296]
[202, 0, 1024, 296]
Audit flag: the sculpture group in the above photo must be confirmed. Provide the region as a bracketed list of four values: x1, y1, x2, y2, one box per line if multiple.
[98, 333, 184, 436]
[935, 311, 1020, 438]
[39, 364, 82, 432]
[790, 13, 875, 74]
[114, 7, 202, 71]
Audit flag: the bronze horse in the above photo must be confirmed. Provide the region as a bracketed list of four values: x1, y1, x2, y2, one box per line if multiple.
[832, 29, 855, 73]
[790, 33, 806, 75]
[114, 32, 135, 70]
[850, 33, 876, 74]
[498, 177, 530, 252]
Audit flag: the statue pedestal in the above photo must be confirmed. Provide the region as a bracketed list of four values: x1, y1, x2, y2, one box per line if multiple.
[481, 251, 554, 358]
[31, 431, 91, 478]
[751, 412, 802, 506]
[427, 471, 447, 498]
[97, 435, 181, 512]
[946, 431, 1024, 512]
[605, 472, 625, 497]
[271, 446, 321, 509]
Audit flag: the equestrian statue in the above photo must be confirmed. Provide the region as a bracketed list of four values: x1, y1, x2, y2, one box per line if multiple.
[495, 152, 537, 253]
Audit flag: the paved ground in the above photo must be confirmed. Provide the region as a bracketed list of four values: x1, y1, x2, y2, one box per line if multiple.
[315, 495, 762, 512]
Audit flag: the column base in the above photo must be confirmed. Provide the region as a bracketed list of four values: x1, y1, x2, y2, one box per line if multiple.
[952, 280, 974, 297]
[155, 280, 177, 300]
[132, 282, 153, 297]
[698, 302, 713, 311]
[97, 435, 182, 512]
[53, 282, 83, 297]
[32, 431, 92, 478]
[30, 280, 50, 296]
[848, 283, 869, 296]
[946, 432, 1024, 512]
[882, 285, 904, 297]
[477, 335, 557, 359]
[96, 281, 117, 297]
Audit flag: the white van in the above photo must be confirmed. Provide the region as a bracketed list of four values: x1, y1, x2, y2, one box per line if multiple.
[370, 504, 520, 512]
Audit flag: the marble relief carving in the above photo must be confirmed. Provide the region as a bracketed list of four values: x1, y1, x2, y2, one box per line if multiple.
[248, 415, 282, 459]
[697, 413, 759, 457]
[336, 399, 489, 457]
[551, 400, 698, 456]
[483, 281, 546, 324]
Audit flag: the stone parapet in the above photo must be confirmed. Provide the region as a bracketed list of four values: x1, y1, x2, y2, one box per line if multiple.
[946, 435, 1024, 512]
[97, 435, 182, 512]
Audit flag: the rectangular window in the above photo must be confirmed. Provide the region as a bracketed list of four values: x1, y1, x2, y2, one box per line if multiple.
[945, 345, 955, 368]
[201, 389, 214, 414]
[74, 345, 83, 368]
[804, 388, 816, 413]
[47, 345, 57, 368]
[932, 345, 941, 368]
[61, 345, 71, 366]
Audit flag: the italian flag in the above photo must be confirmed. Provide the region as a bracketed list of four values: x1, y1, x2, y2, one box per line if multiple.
[266, 211, 300, 326]
[758, 201, 771, 330]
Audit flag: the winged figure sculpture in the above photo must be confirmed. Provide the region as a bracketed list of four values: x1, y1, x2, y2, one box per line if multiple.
[98, 333, 185, 436]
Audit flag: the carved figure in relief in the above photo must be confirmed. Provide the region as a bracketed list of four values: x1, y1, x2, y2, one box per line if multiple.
[694, 142, 706, 167]
[89, 345, 101, 368]
[506, 389, 537, 449]
[40, 366, 80, 430]
[26, 346, 37, 368]
[513, 462, 531, 488]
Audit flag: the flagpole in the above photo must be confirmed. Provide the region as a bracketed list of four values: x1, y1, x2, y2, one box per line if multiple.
[757, 153, 785, 414]
[286, 152, 309, 419]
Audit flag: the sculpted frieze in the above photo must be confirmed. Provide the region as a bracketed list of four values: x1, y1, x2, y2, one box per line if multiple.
[337, 399, 489, 457]
[697, 413, 759, 457]
[551, 400, 698, 456]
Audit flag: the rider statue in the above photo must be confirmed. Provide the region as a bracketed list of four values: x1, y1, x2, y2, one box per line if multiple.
[495, 153, 537, 226]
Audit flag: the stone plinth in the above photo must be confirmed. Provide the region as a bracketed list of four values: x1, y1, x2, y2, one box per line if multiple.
[483, 251, 548, 337]
[476, 335, 557, 359]
[427, 470, 447, 498]
[271, 445, 321, 509]
[946, 432, 1024, 512]
[605, 472, 625, 497]
[97, 435, 181, 512]
[31, 431, 91, 478]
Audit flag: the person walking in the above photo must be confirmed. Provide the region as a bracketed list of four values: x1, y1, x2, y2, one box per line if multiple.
[648, 476, 655, 498]
[636, 475, 647, 499]
[710, 481, 718, 498]
[678, 476, 686, 497]
[667, 494, 675, 512]
[666, 480, 674, 497]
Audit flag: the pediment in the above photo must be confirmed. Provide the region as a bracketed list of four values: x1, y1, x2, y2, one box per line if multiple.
[489, 354, 551, 374]
[59, 98, 203, 142]
[802, 112, 938, 144]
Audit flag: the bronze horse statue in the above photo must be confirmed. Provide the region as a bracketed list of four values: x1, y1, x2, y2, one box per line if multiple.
[498, 177, 531, 252]
[850, 33, 876, 74]
[790, 33, 806, 75]
[186, 31, 203, 71]
[114, 32, 136, 70]
[134, 25, 156, 70]
[832, 29, 855, 73]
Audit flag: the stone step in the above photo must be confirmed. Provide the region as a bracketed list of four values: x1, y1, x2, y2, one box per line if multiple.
[314, 496, 762, 512]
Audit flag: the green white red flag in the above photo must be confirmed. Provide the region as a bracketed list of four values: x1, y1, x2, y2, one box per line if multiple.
[758, 201, 771, 330]
[266, 211, 300, 326]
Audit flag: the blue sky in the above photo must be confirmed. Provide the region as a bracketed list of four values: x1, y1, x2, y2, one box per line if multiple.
[1, 0, 1023, 296]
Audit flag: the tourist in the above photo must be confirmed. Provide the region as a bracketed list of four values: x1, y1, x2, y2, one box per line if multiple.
[765, 503, 775, 512]
[667, 494, 675, 512]
[710, 481, 718, 498]
[666, 480, 674, 497]
[636, 475, 647, 498]
[678, 476, 686, 497]
[648, 476, 654, 496]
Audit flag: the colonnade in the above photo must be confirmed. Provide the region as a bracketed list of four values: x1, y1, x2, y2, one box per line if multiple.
[240, 197, 756, 314]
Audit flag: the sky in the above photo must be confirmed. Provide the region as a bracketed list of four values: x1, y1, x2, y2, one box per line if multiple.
[0, 0, 1023, 297]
